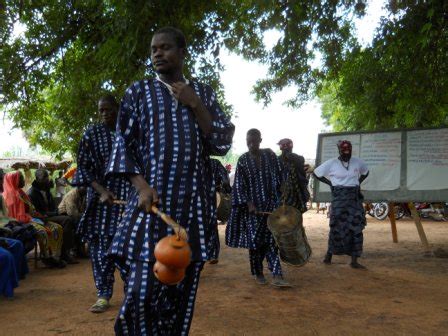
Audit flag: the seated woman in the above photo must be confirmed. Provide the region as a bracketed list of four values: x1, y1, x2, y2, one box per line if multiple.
[2, 171, 65, 268]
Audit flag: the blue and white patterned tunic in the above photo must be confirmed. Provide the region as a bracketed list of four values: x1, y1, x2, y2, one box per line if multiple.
[210, 158, 230, 193]
[107, 79, 234, 263]
[72, 124, 131, 242]
[225, 149, 282, 249]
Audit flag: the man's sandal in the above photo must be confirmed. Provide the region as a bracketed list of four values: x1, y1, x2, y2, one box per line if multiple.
[271, 275, 292, 288]
[89, 298, 110, 313]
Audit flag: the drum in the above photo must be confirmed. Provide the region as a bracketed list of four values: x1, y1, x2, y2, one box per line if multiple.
[216, 192, 231, 223]
[267, 205, 312, 267]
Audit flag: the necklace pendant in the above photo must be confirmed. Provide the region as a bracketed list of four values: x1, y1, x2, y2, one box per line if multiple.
[340, 160, 350, 170]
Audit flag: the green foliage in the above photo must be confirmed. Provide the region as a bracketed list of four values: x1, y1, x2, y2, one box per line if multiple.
[233, 1, 365, 107]
[319, 1, 448, 131]
[6, 1, 447, 153]
[212, 149, 240, 167]
[1, 1, 235, 157]
[1, 0, 367, 157]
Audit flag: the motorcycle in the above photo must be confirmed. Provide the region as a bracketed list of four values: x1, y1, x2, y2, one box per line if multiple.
[369, 202, 447, 221]
[365, 203, 376, 217]
[414, 202, 447, 221]
[371, 202, 404, 221]
[372, 202, 389, 220]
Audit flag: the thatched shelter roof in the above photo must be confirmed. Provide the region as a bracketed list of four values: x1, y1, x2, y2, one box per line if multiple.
[0, 157, 72, 171]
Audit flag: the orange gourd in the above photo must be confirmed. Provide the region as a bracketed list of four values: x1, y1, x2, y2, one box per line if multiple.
[154, 235, 191, 269]
[153, 261, 186, 285]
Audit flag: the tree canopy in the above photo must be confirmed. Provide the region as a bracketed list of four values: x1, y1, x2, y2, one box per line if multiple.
[1, 0, 366, 157]
[319, 1, 448, 131]
[2, 1, 446, 157]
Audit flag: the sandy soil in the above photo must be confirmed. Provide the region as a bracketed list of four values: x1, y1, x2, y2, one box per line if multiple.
[1, 212, 447, 336]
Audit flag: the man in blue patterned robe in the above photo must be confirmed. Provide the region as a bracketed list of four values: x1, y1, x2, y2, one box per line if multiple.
[277, 138, 309, 213]
[107, 27, 234, 335]
[210, 159, 231, 194]
[226, 129, 290, 287]
[207, 158, 231, 263]
[72, 95, 131, 313]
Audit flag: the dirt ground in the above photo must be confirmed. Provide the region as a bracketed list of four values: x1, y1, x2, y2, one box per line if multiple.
[1, 212, 447, 336]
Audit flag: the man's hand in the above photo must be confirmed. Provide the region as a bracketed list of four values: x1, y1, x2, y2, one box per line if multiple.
[171, 81, 212, 135]
[137, 186, 159, 213]
[129, 175, 159, 213]
[171, 82, 200, 109]
[304, 164, 314, 174]
[92, 181, 115, 206]
[99, 190, 115, 206]
[247, 201, 256, 214]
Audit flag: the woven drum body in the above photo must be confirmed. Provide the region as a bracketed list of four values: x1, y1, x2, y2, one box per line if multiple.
[267, 205, 312, 267]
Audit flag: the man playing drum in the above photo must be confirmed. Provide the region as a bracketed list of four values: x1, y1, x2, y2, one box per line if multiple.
[226, 129, 290, 287]
[73, 95, 131, 313]
[277, 138, 310, 213]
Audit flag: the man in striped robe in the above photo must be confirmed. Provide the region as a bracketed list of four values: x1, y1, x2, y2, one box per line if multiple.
[277, 138, 309, 213]
[107, 27, 234, 335]
[207, 158, 231, 264]
[225, 129, 290, 287]
[72, 95, 131, 313]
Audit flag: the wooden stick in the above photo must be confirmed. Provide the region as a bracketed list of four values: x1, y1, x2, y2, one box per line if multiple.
[150, 205, 188, 240]
[256, 211, 272, 216]
[387, 202, 398, 243]
[112, 200, 188, 240]
[408, 202, 432, 254]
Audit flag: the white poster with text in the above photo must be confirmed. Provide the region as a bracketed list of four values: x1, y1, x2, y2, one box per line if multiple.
[407, 129, 448, 190]
[360, 132, 401, 190]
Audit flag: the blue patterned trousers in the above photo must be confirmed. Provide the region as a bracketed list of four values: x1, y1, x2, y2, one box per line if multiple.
[249, 245, 282, 277]
[115, 261, 204, 336]
[89, 236, 116, 299]
[207, 223, 220, 260]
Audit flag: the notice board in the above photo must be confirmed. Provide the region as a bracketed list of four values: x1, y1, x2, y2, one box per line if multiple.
[314, 127, 448, 202]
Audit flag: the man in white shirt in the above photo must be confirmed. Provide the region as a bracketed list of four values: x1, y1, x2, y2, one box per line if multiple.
[313, 140, 369, 269]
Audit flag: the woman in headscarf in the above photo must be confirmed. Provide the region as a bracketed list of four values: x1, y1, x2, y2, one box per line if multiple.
[313, 140, 369, 269]
[2, 171, 65, 268]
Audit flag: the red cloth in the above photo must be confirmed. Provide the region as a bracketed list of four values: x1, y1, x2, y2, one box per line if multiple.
[2, 171, 32, 223]
[337, 140, 352, 150]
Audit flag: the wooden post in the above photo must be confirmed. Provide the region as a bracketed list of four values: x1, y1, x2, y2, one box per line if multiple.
[387, 202, 398, 243]
[408, 202, 432, 254]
